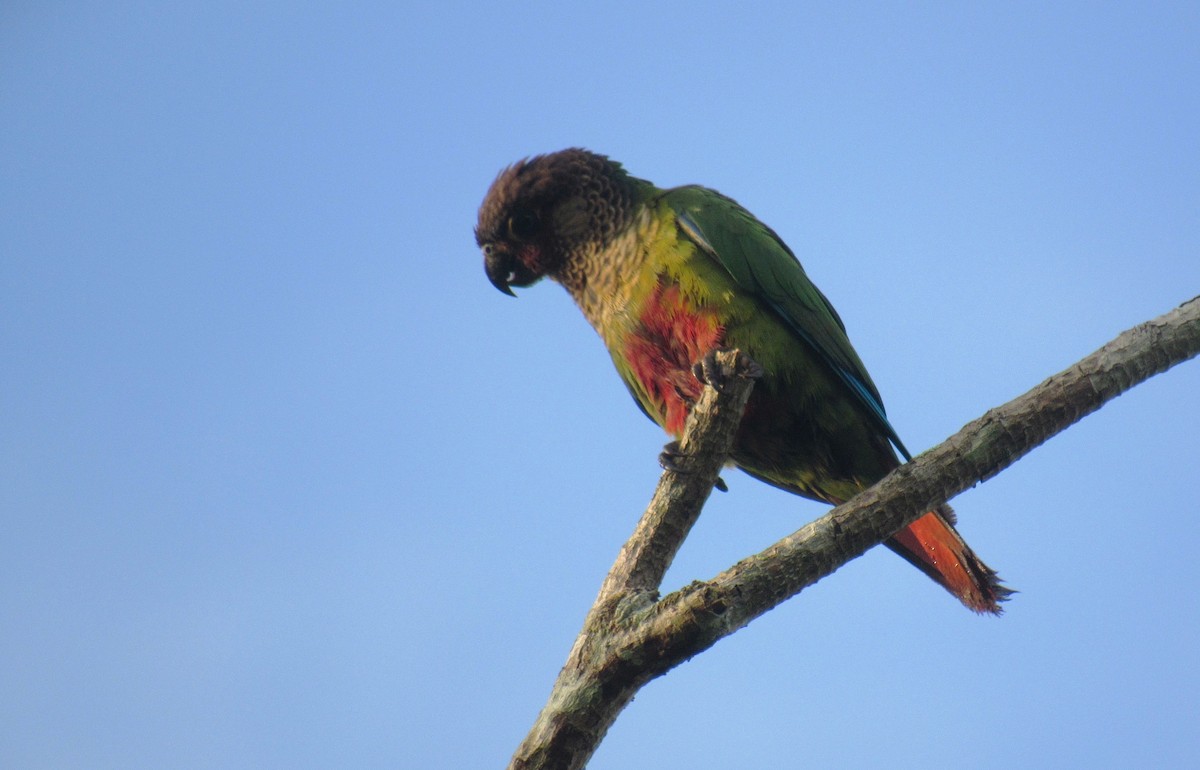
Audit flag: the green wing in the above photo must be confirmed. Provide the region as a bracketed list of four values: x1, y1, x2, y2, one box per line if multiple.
[661, 185, 911, 460]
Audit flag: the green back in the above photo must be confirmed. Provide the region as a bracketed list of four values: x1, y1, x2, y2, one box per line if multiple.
[661, 185, 911, 460]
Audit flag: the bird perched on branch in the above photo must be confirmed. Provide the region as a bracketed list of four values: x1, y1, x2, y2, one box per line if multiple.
[475, 148, 1010, 613]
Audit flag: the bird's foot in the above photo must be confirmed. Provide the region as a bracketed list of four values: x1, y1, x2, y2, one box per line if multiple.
[659, 440, 728, 492]
[692, 348, 764, 392]
[658, 440, 687, 472]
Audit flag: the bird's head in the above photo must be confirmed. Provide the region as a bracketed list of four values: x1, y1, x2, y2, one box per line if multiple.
[475, 148, 636, 296]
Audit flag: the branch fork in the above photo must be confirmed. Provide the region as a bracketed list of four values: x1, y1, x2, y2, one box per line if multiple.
[509, 297, 1200, 770]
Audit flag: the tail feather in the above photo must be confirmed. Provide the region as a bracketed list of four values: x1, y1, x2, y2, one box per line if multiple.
[886, 505, 1013, 614]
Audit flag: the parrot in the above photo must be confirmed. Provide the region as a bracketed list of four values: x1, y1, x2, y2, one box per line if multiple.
[475, 148, 1011, 613]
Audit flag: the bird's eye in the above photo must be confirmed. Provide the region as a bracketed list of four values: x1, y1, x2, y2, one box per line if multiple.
[508, 211, 539, 240]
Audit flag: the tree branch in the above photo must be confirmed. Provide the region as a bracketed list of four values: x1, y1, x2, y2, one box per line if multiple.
[508, 296, 1200, 770]
[596, 351, 757, 600]
[509, 351, 757, 770]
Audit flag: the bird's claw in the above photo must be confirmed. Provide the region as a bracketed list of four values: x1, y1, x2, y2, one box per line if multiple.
[692, 348, 764, 392]
[658, 440, 687, 472]
[660, 441, 729, 492]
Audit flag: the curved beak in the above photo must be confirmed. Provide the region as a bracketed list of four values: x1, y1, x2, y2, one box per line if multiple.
[484, 244, 541, 296]
[484, 242, 518, 297]
[484, 245, 518, 296]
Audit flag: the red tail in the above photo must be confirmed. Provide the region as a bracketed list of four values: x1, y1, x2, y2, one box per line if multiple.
[886, 507, 1011, 614]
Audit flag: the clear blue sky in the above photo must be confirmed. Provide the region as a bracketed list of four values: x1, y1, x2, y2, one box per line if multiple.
[3, 3, 1198, 768]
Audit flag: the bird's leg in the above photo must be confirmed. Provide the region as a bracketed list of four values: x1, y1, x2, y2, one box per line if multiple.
[692, 347, 764, 392]
[660, 347, 760, 492]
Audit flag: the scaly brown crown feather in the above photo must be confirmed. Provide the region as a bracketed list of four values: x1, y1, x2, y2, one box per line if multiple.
[475, 149, 645, 295]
